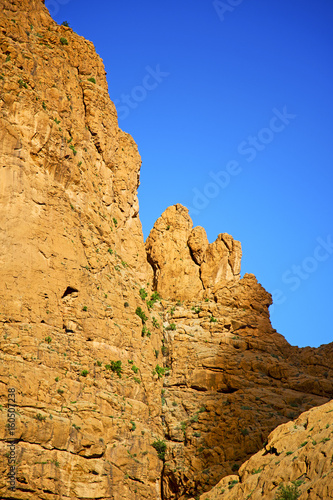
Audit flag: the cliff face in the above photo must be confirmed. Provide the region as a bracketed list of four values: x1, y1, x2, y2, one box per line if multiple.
[0, 2, 332, 500]
[190, 399, 333, 500]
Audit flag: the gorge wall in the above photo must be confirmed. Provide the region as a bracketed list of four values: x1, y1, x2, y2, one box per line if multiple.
[0, 1, 332, 499]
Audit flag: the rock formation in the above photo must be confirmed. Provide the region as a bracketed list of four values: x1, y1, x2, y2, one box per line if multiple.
[189, 399, 333, 499]
[145, 204, 242, 301]
[0, 1, 332, 499]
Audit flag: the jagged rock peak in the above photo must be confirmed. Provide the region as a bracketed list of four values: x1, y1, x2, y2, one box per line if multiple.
[145, 204, 242, 300]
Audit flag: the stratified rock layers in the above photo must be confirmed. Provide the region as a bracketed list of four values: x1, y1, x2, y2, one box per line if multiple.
[0, 1, 332, 500]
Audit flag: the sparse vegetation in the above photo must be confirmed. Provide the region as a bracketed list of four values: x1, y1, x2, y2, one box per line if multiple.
[154, 365, 169, 378]
[139, 288, 148, 300]
[35, 413, 46, 421]
[88, 77, 96, 84]
[130, 420, 136, 431]
[18, 79, 28, 88]
[69, 144, 77, 155]
[210, 315, 217, 322]
[109, 360, 122, 378]
[135, 306, 148, 324]
[146, 291, 161, 309]
[228, 479, 239, 490]
[275, 481, 301, 499]
[60, 37, 68, 45]
[152, 439, 166, 460]
[152, 317, 160, 328]
[45, 336, 52, 343]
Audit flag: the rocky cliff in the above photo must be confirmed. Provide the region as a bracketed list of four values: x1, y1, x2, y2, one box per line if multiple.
[190, 399, 333, 499]
[0, 1, 332, 500]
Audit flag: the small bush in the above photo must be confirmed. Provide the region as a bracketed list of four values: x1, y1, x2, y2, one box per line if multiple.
[154, 365, 169, 378]
[228, 480, 239, 490]
[112, 217, 118, 227]
[61, 21, 70, 27]
[152, 317, 160, 328]
[135, 307, 148, 324]
[45, 336, 52, 343]
[80, 370, 89, 377]
[210, 315, 217, 322]
[69, 144, 77, 155]
[82, 306, 87, 311]
[131, 365, 139, 374]
[130, 420, 136, 431]
[152, 439, 166, 460]
[88, 77, 96, 84]
[275, 482, 301, 500]
[18, 79, 28, 88]
[147, 291, 161, 309]
[139, 288, 148, 300]
[166, 323, 176, 331]
[35, 413, 46, 421]
[60, 37, 68, 45]
[42, 101, 47, 110]
[110, 360, 122, 378]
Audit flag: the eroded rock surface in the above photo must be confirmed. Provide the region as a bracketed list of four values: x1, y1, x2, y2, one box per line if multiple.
[0, 1, 332, 500]
[190, 400, 333, 499]
[145, 204, 242, 301]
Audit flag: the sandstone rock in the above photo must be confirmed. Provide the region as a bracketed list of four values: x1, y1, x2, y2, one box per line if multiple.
[146, 205, 242, 301]
[0, 1, 332, 500]
[190, 399, 333, 500]
[188, 226, 209, 265]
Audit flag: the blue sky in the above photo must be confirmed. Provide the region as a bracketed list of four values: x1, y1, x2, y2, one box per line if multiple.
[47, 0, 333, 348]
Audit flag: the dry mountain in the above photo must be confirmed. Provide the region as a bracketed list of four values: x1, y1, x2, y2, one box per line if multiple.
[0, 1, 332, 499]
